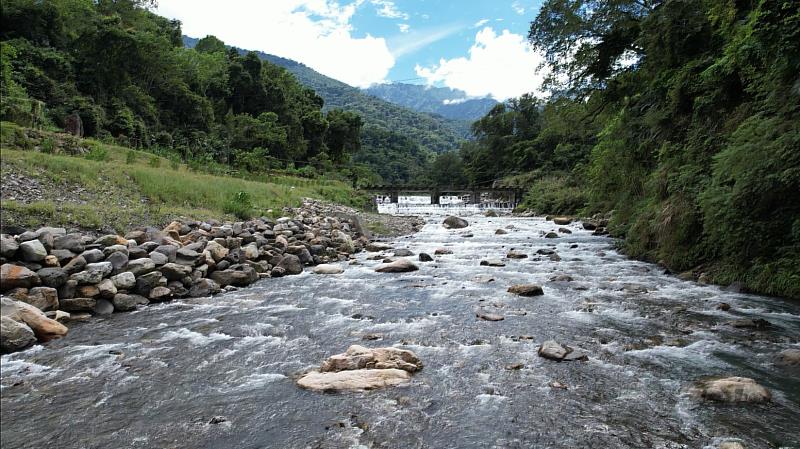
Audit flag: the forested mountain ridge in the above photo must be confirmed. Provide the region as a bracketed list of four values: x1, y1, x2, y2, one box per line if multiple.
[445, 0, 800, 299]
[184, 36, 469, 155]
[364, 83, 498, 121]
[1, 1, 363, 176]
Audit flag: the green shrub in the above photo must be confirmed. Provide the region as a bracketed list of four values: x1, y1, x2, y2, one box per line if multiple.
[125, 149, 137, 164]
[40, 137, 55, 154]
[168, 153, 180, 170]
[84, 143, 108, 161]
[521, 175, 588, 215]
[148, 155, 161, 168]
[223, 191, 253, 219]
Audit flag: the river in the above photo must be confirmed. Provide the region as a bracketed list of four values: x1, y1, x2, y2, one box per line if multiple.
[1, 212, 799, 448]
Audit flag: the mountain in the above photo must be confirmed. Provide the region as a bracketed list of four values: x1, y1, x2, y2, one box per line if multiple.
[364, 83, 498, 121]
[183, 36, 469, 155]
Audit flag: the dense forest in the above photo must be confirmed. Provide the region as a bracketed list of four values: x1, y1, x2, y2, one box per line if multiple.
[1, 0, 364, 178]
[446, 0, 799, 298]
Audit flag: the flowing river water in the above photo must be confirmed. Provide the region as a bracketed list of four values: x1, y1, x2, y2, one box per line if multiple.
[1, 212, 799, 448]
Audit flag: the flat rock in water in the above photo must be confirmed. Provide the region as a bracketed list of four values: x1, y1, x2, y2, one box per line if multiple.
[729, 318, 771, 329]
[508, 284, 544, 297]
[393, 249, 414, 257]
[434, 248, 453, 255]
[312, 264, 344, 275]
[506, 251, 527, 259]
[442, 216, 469, 229]
[776, 348, 800, 367]
[538, 340, 586, 362]
[366, 242, 393, 252]
[691, 377, 771, 403]
[297, 369, 411, 391]
[477, 311, 504, 321]
[480, 259, 505, 267]
[375, 258, 418, 273]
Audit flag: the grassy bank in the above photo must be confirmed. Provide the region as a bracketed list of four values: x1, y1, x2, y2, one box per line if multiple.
[0, 123, 366, 232]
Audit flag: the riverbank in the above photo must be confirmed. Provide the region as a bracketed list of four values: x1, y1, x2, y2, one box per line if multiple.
[0, 199, 422, 353]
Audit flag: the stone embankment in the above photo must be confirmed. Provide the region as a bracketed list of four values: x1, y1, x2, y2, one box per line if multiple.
[0, 199, 395, 353]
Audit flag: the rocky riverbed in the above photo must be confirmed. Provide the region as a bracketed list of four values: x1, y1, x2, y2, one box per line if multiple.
[1, 211, 798, 448]
[0, 199, 418, 353]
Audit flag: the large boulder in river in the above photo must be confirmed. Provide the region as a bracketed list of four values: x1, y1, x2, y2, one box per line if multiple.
[552, 217, 572, 225]
[776, 348, 800, 367]
[297, 369, 412, 392]
[538, 340, 588, 362]
[442, 216, 469, 229]
[1, 316, 37, 353]
[375, 258, 418, 273]
[691, 377, 771, 403]
[320, 345, 423, 373]
[508, 284, 544, 297]
[0, 297, 67, 342]
[297, 345, 422, 392]
[1, 264, 41, 291]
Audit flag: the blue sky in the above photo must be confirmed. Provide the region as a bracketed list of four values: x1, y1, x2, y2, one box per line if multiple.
[157, 0, 547, 100]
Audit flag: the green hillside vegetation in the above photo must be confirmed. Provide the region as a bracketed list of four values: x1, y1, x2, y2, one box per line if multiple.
[1, 0, 365, 181]
[1, 122, 362, 231]
[442, 0, 800, 299]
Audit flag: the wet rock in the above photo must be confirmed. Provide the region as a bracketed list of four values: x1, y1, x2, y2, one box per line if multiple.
[716, 302, 731, 311]
[80, 249, 105, 263]
[480, 259, 505, 267]
[473, 275, 495, 283]
[1, 297, 67, 342]
[59, 297, 96, 313]
[312, 264, 344, 275]
[20, 287, 59, 311]
[495, 229, 508, 235]
[485, 209, 498, 217]
[366, 242, 393, 252]
[691, 377, 771, 403]
[552, 217, 572, 225]
[270, 266, 286, 278]
[276, 254, 303, 275]
[70, 262, 113, 284]
[320, 345, 422, 373]
[558, 227, 572, 234]
[729, 318, 771, 329]
[127, 258, 156, 276]
[188, 278, 221, 297]
[160, 263, 193, 281]
[0, 236, 19, 258]
[362, 333, 383, 341]
[375, 258, 418, 273]
[442, 216, 469, 229]
[775, 348, 800, 367]
[148, 286, 172, 302]
[538, 340, 587, 362]
[93, 299, 114, 315]
[37, 267, 67, 288]
[1, 264, 41, 290]
[582, 221, 597, 231]
[544, 232, 559, 239]
[1, 316, 37, 353]
[507, 284, 544, 297]
[297, 368, 412, 391]
[19, 240, 47, 262]
[111, 272, 136, 290]
[62, 255, 87, 276]
[112, 294, 147, 312]
[506, 250, 527, 259]
[719, 442, 745, 449]
[418, 253, 433, 262]
[549, 274, 573, 282]
[506, 363, 524, 370]
[536, 248, 556, 255]
[210, 265, 258, 287]
[393, 249, 414, 257]
[434, 248, 453, 255]
[476, 311, 504, 321]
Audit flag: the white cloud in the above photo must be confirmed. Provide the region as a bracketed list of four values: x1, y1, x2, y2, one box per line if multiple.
[415, 27, 547, 100]
[156, 0, 394, 88]
[511, 1, 525, 15]
[473, 19, 490, 28]
[443, 98, 468, 105]
[398, 23, 410, 33]
[370, 0, 408, 20]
